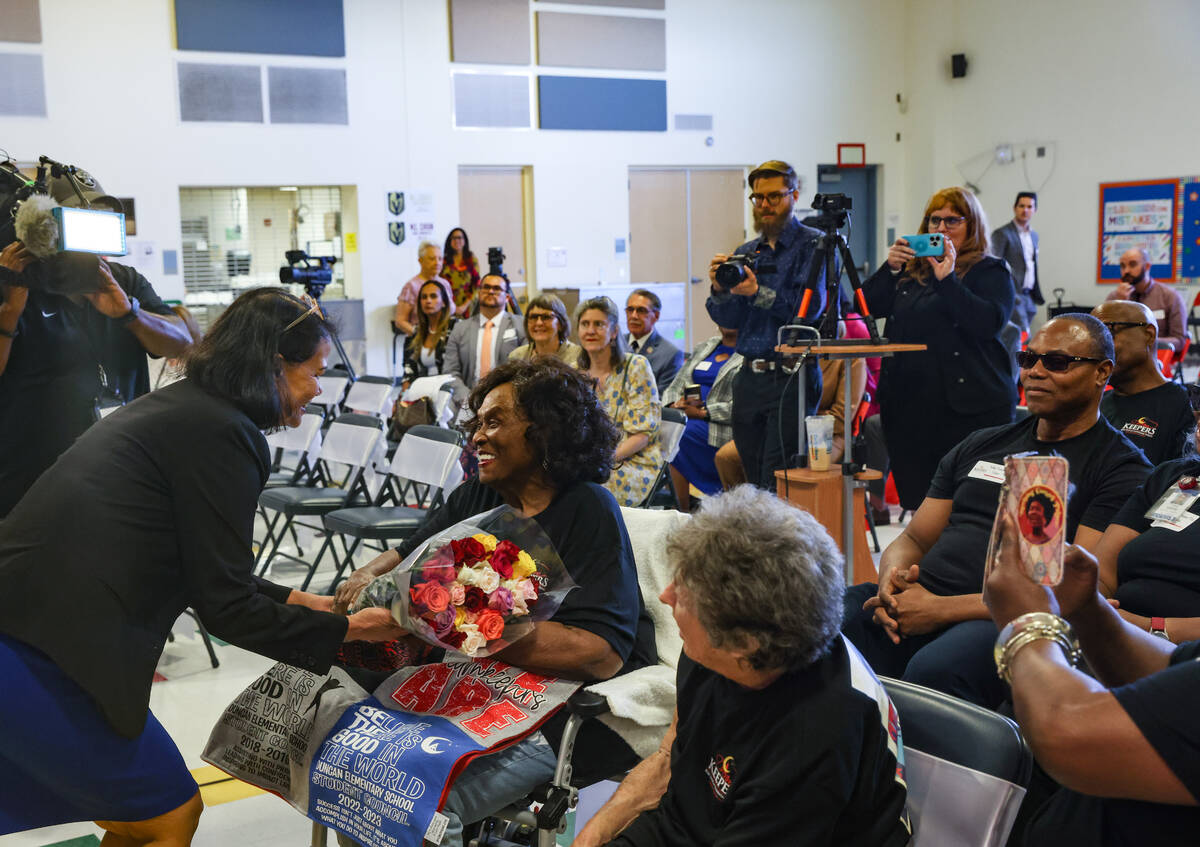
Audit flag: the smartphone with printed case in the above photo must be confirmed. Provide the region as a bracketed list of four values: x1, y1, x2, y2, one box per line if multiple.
[903, 233, 944, 258]
[986, 454, 1068, 585]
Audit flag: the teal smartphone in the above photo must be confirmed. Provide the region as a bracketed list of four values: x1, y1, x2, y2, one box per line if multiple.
[903, 233, 944, 257]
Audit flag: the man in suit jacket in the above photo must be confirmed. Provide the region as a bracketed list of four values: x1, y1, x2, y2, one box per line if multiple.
[625, 288, 684, 394]
[990, 192, 1043, 332]
[444, 274, 526, 395]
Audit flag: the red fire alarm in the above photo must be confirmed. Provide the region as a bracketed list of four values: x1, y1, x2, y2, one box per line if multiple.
[837, 144, 866, 168]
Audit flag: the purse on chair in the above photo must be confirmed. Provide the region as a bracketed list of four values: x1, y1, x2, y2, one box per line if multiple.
[388, 396, 436, 442]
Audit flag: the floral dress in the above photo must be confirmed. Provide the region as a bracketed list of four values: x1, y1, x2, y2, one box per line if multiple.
[441, 255, 480, 314]
[597, 354, 661, 506]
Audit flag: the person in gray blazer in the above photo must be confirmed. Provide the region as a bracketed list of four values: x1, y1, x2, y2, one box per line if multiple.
[625, 288, 684, 394]
[444, 274, 526, 396]
[990, 192, 1043, 332]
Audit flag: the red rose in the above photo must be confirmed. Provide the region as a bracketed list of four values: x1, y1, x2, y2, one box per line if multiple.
[451, 537, 486, 565]
[490, 540, 520, 578]
[476, 609, 505, 641]
[409, 581, 450, 613]
[445, 630, 467, 648]
[462, 586, 487, 613]
[424, 562, 458, 584]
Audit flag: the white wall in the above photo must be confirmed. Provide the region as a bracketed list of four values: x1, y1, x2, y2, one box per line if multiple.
[7, 0, 1195, 371]
[902, 0, 1200, 309]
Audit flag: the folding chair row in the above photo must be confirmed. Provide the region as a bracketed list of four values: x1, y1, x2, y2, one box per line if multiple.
[315, 424, 465, 594]
[255, 413, 385, 577]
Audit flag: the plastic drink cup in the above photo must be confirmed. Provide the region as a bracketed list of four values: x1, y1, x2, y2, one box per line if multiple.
[806, 414, 835, 471]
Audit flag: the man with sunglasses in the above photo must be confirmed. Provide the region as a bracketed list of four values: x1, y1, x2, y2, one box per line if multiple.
[706, 159, 824, 490]
[1105, 247, 1187, 353]
[1093, 301, 1193, 465]
[842, 314, 1151, 708]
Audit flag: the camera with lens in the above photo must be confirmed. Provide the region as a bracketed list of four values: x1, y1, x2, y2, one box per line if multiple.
[487, 246, 506, 279]
[279, 249, 337, 299]
[714, 251, 777, 291]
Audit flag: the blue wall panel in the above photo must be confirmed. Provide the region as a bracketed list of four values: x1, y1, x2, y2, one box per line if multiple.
[538, 76, 666, 131]
[175, 0, 345, 58]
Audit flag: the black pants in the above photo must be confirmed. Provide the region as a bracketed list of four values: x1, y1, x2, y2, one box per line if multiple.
[731, 363, 821, 491]
[842, 582, 1006, 709]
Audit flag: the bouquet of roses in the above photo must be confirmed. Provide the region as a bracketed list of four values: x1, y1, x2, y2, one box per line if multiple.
[351, 505, 575, 657]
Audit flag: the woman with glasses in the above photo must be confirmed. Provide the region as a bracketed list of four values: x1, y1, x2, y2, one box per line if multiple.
[577, 296, 661, 506]
[441, 227, 480, 317]
[508, 293, 582, 366]
[862, 186, 1018, 511]
[402, 279, 458, 389]
[0, 288, 404, 843]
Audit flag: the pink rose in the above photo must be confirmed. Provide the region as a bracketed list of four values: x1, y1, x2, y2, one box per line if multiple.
[431, 607, 456, 637]
[488, 587, 514, 614]
[520, 579, 539, 601]
[448, 582, 466, 606]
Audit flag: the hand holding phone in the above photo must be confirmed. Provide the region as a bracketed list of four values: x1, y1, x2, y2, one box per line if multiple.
[902, 233, 945, 258]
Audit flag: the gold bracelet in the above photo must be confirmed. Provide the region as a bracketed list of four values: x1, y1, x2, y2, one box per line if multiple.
[994, 612, 1080, 684]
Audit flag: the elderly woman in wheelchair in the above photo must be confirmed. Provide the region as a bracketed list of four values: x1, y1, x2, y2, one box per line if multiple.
[333, 358, 658, 847]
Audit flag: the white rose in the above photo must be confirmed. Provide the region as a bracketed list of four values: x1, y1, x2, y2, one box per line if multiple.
[511, 592, 529, 616]
[475, 565, 501, 594]
[460, 626, 487, 656]
[457, 567, 479, 587]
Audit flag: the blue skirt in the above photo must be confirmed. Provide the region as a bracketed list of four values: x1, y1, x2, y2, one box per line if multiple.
[670, 419, 722, 496]
[0, 633, 198, 834]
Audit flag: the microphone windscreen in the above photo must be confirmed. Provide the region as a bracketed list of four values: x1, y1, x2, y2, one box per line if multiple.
[14, 194, 59, 259]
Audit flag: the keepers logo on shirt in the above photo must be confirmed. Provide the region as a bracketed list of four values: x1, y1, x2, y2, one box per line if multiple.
[1122, 417, 1159, 440]
[704, 754, 736, 801]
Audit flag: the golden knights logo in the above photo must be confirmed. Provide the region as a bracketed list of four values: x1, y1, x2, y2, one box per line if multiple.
[389, 222, 406, 245]
[704, 754, 735, 801]
[388, 191, 405, 216]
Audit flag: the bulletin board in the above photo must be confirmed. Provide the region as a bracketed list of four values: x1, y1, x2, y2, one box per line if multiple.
[1096, 178, 1179, 283]
[1180, 177, 1200, 282]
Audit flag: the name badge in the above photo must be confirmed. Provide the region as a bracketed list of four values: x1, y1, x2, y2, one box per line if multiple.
[1151, 512, 1198, 532]
[694, 360, 713, 372]
[1152, 309, 1166, 320]
[968, 460, 1006, 484]
[1145, 482, 1200, 523]
[502, 328, 517, 341]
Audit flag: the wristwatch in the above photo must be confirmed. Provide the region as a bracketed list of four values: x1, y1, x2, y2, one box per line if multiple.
[1150, 617, 1171, 641]
[116, 296, 140, 327]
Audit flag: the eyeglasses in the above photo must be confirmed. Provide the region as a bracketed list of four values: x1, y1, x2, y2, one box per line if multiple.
[527, 313, 557, 323]
[1016, 350, 1106, 372]
[1101, 320, 1149, 334]
[926, 215, 965, 229]
[282, 293, 324, 333]
[749, 190, 791, 207]
[479, 284, 506, 294]
[625, 306, 653, 316]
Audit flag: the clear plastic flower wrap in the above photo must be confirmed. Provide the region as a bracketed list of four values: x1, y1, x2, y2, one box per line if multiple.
[351, 504, 576, 657]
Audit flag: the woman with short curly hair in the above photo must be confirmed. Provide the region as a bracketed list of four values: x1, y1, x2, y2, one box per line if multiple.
[335, 357, 656, 847]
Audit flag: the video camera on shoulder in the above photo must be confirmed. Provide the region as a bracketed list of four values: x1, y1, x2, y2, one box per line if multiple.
[715, 249, 777, 291]
[279, 250, 337, 299]
[1, 155, 127, 295]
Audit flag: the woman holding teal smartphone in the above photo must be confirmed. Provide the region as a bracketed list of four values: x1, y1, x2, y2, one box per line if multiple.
[862, 186, 1017, 510]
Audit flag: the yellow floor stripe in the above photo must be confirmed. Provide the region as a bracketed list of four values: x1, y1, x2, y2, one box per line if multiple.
[190, 764, 267, 806]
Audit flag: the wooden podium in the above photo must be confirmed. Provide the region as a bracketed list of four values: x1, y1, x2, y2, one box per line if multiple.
[775, 341, 927, 586]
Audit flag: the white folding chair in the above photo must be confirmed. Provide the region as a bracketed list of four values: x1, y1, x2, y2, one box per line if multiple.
[309, 373, 351, 422]
[318, 425, 464, 592]
[342, 375, 398, 419]
[255, 414, 384, 585]
[638, 406, 688, 508]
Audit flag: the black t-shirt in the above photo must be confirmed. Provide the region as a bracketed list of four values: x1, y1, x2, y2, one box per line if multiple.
[919, 416, 1151, 597]
[395, 478, 656, 779]
[0, 262, 173, 517]
[1025, 641, 1200, 847]
[1100, 382, 1193, 466]
[1111, 456, 1200, 616]
[613, 642, 910, 847]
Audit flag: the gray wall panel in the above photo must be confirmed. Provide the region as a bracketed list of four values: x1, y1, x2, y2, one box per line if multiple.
[268, 67, 348, 124]
[0, 53, 45, 116]
[0, 0, 42, 43]
[453, 73, 530, 128]
[537, 12, 665, 71]
[537, 0, 664, 8]
[177, 63, 263, 123]
[450, 0, 530, 65]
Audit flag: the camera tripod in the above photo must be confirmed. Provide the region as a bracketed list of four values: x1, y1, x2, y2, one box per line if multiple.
[797, 212, 886, 344]
[305, 282, 357, 382]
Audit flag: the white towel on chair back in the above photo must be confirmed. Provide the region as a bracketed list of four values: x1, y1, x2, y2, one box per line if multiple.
[586, 507, 689, 757]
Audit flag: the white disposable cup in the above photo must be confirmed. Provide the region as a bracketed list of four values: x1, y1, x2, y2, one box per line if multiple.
[806, 414, 835, 471]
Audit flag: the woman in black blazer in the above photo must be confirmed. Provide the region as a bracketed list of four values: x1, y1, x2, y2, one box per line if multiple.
[402, 278, 458, 389]
[863, 186, 1017, 510]
[0, 289, 404, 842]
